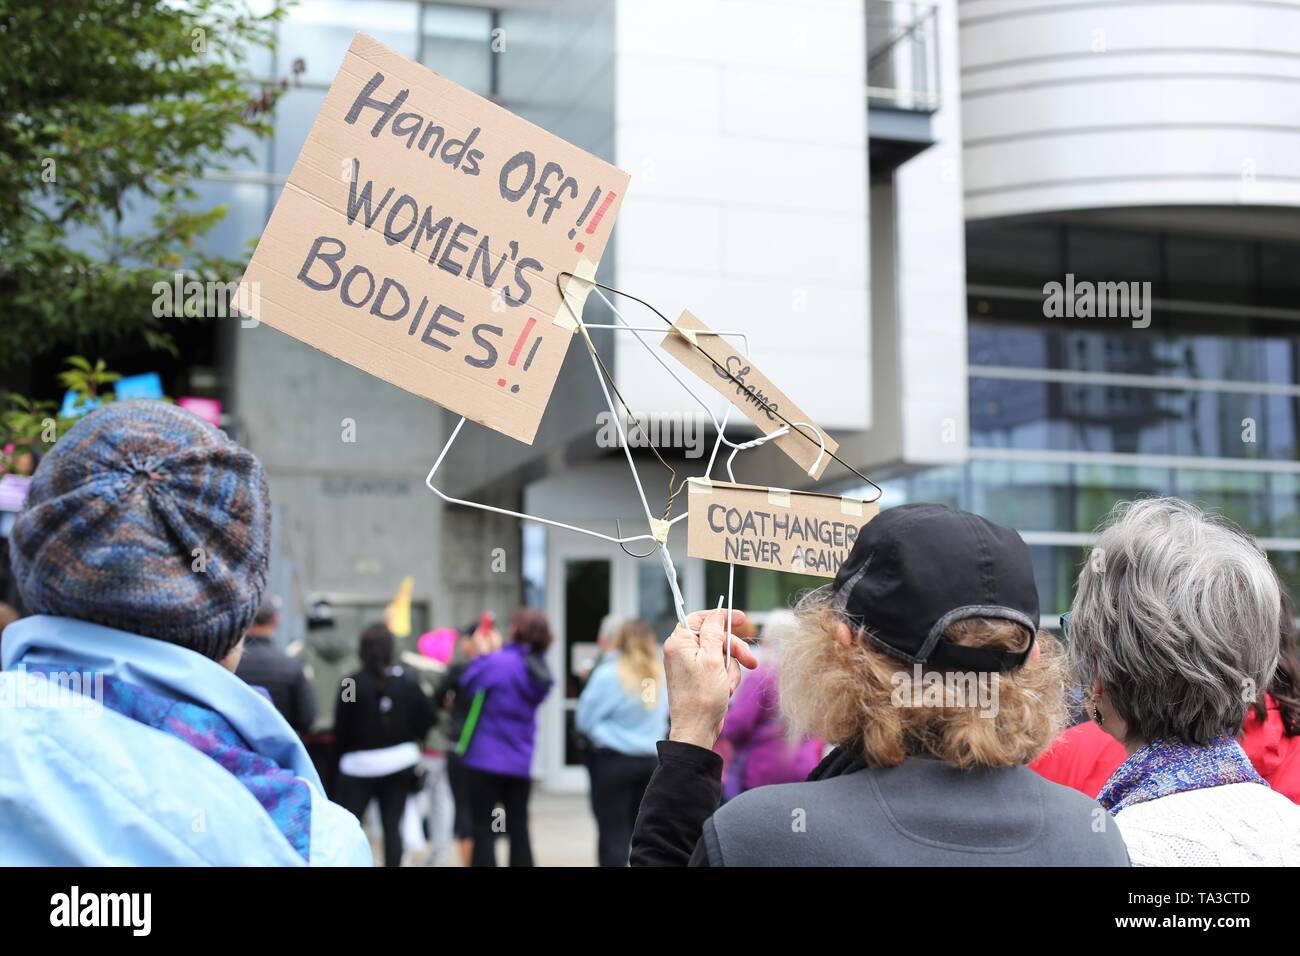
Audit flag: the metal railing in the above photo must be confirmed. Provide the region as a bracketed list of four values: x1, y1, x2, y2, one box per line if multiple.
[866, 0, 941, 112]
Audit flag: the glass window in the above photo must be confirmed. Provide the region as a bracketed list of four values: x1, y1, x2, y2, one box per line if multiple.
[278, 0, 419, 85]
[969, 322, 1300, 386]
[1258, 242, 1300, 308]
[1270, 551, 1300, 604]
[970, 377, 1299, 462]
[1066, 227, 1161, 289]
[1028, 544, 1091, 618]
[272, 87, 329, 176]
[1030, 542, 1300, 628]
[1067, 463, 1170, 531]
[1165, 234, 1255, 305]
[1172, 468, 1271, 536]
[968, 222, 1300, 310]
[522, 523, 546, 609]
[1266, 474, 1300, 540]
[563, 558, 609, 766]
[420, 5, 494, 95]
[966, 221, 1063, 288]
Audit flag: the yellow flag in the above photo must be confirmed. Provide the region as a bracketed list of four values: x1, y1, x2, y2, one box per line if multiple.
[385, 576, 414, 638]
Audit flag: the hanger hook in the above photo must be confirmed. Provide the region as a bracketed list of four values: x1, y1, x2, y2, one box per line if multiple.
[614, 519, 659, 558]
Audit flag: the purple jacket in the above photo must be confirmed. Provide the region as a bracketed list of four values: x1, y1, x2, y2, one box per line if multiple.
[719, 664, 822, 796]
[459, 644, 553, 778]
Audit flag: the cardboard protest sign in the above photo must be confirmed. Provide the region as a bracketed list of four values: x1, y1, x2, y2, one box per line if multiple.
[660, 311, 839, 479]
[686, 478, 877, 578]
[239, 33, 629, 444]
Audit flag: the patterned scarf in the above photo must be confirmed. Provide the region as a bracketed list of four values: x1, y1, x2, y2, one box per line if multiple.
[29, 665, 312, 861]
[1098, 734, 1267, 816]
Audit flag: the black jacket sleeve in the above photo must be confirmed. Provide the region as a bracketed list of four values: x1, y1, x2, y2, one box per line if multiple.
[630, 740, 723, 867]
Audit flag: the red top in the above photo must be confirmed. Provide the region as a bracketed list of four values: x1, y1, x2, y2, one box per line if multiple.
[1031, 695, 1300, 803]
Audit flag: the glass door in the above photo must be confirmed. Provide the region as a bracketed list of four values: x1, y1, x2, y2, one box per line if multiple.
[539, 524, 702, 792]
[542, 530, 622, 791]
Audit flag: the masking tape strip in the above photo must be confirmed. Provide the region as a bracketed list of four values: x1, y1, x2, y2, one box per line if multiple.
[552, 257, 597, 333]
[840, 497, 864, 517]
[688, 477, 713, 494]
[671, 324, 699, 347]
[649, 517, 672, 544]
[767, 488, 791, 508]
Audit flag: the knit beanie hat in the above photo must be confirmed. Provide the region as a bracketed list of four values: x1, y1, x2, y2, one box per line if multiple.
[9, 400, 271, 661]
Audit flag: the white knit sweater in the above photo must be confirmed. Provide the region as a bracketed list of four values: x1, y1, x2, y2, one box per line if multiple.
[1115, 783, 1300, 866]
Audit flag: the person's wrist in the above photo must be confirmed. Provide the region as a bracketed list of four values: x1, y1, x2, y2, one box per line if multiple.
[668, 718, 719, 750]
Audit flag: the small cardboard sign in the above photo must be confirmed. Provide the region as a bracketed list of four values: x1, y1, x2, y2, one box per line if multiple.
[239, 33, 629, 444]
[660, 310, 839, 479]
[686, 478, 877, 578]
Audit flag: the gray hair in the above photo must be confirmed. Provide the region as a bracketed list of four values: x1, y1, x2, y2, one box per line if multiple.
[1069, 497, 1281, 746]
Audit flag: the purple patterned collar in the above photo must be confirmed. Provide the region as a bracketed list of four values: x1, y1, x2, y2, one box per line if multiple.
[27, 664, 313, 860]
[1098, 734, 1266, 815]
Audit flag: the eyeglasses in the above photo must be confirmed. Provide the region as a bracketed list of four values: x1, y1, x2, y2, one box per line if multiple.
[1058, 612, 1070, 639]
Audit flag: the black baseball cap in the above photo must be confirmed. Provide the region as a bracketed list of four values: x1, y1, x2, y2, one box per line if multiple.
[829, 503, 1040, 672]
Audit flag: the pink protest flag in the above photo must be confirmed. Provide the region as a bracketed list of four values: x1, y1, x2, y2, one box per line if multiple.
[178, 396, 222, 428]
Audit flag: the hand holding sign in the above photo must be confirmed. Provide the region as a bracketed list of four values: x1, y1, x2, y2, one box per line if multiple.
[239, 33, 629, 444]
[663, 607, 758, 750]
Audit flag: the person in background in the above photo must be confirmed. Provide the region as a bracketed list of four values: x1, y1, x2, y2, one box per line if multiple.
[470, 612, 503, 656]
[334, 623, 439, 867]
[236, 595, 317, 735]
[708, 610, 765, 788]
[403, 628, 457, 866]
[577, 612, 624, 687]
[459, 608, 554, 867]
[576, 618, 669, 866]
[576, 612, 626, 824]
[1066, 497, 1300, 865]
[1034, 587, 1300, 802]
[630, 504, 1130, 867]
[291, 607, 359, 800]
[433, 629, 481, 866]
[0, 401, 369, 865]
[717, 610, 822, 801]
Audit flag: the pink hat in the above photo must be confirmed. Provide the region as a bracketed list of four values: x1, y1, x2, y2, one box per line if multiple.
[417, 627, 459, 663]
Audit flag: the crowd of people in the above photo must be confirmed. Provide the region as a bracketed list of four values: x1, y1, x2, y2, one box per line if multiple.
[0, 400, 1297, 866]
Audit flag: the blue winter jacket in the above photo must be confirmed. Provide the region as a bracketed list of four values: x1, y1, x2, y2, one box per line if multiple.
[0, 615, 371, 866]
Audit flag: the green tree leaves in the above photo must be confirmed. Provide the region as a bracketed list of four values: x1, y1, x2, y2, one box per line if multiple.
[0, 0, 290, 371]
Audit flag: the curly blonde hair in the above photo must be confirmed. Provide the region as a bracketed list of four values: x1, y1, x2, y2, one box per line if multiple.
[774, 590, 1066, 769]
